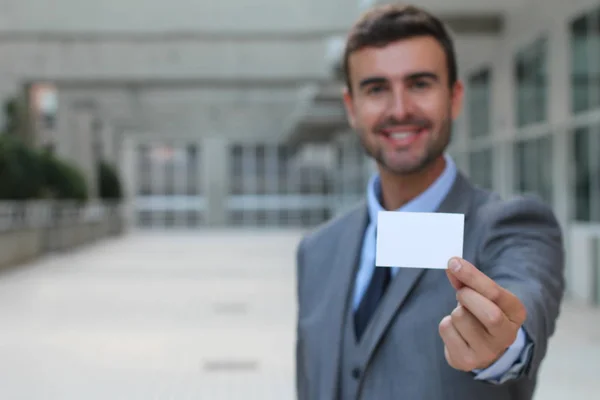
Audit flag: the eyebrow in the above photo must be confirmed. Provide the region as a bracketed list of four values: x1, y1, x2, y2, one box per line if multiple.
[405, 72, 439, 82]
[358, 72, 440, 89]
[358, 76, 387, 89]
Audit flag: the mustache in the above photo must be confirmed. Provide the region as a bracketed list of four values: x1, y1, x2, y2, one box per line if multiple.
[374, 117, 431, 132]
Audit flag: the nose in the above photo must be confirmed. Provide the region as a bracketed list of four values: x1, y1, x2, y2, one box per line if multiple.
[386, 88, 413, 119]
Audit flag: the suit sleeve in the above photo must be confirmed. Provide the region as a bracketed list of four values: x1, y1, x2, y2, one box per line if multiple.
[476, 195, 565, 381]
[295, 237, 308, 400]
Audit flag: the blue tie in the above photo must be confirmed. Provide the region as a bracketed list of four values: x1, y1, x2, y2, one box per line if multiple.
[353, 265, 391, 340]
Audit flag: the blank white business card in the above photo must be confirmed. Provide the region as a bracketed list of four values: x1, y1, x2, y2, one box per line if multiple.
[375, 211, 464, 269]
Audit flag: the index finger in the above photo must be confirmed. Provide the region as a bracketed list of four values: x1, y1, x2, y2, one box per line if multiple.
[447, 257, 525, 324]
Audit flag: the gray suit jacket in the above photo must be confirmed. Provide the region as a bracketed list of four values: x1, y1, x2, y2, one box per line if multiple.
[295, 172, 565, 400]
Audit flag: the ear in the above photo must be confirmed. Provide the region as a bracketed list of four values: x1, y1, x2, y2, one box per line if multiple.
[342, 86, 357, 128]
[450, 80, 464, 120]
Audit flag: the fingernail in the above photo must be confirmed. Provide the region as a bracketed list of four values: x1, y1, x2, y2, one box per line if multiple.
[449, 258, 461, 272]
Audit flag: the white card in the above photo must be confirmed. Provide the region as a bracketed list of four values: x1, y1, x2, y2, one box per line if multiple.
[375, 211, 464, 269]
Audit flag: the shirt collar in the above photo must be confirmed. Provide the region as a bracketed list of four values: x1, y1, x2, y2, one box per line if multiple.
[366, 153, 458, 225]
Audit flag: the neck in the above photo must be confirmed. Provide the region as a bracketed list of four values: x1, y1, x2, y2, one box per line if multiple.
[378, 155, 447, 210]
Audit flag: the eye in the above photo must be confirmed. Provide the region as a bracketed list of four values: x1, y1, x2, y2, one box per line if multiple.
[411, 79, 432, 90]
[366, 84, 387, 95]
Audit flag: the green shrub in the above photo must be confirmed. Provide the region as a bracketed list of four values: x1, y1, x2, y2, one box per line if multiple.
[97, 160, 123, 200]
[0, 135, 89, 202]
[0, 136, 45, 199]
[2, 97, 21, 137]
[41, 151, 88, 202]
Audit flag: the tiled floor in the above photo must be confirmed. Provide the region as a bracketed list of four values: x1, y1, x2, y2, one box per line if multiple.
[0, 230, 597, 399]
[533, 300, 600, 399]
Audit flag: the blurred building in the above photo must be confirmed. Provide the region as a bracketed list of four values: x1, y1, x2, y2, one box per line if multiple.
[291, 0, 600, 307]
[0, 0, 598, 304]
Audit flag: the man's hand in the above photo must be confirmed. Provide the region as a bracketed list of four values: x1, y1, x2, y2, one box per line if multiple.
[439, 257, 527, 372]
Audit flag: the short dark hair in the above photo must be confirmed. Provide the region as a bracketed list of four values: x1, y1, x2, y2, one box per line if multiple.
[342, 3, 458, 91]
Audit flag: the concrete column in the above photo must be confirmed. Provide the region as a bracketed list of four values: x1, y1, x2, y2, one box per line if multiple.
[99, 121, 117, 164]
[491, 46, 516, 137]
[67, 106, 98, 199]
[490, 43, 517, 199]
[120, 134, 137, 231]
[549, 19, 576, 299]
[493, 142, 514, 200]
[451, 103, 469, 160]
[152, 142, 166, 228]
[549, 18, 572, 230]
[175, 142, 187, 227]
[196, 141, 204, 224]
[202, 136, 229, 227]
[54, 95, 72, 161]
[266, 144, 279, 226]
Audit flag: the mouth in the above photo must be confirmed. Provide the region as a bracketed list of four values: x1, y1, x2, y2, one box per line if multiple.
[378, 128, 427, 148]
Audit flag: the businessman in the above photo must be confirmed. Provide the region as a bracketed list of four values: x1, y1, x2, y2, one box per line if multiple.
[295, 3, 565, 400]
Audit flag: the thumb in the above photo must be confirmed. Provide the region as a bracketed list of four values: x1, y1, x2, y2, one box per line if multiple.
[446, 258, 464, 291]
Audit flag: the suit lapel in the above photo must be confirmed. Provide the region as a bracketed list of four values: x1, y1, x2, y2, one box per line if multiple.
[322, 204, 369, 400]
[363, 172, 476, 361]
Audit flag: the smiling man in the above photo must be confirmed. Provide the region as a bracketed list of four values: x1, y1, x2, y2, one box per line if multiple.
[295, 4, 565, 400]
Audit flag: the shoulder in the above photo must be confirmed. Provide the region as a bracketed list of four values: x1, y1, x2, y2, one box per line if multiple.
[467, 188, 564, 259]
[297, 201, 367, 256]
[471, 189, 561, 235]
[294, 201, 366, 298]
[295, 202, 366, 282]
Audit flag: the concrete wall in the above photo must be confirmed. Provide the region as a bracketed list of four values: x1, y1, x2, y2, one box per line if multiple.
[0, 0, 364, 101]
[0, 0, 360, 34]
[0, 210, 123, 271]
[0, 228, 43, 268]
[0, 38, 335, 85]
[55, 86, 301, 141]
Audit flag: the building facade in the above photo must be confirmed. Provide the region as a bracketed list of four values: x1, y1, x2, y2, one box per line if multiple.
[0, 0, 597, 304]
[452, 0, 600, 307]
[314, 0, 600, 306]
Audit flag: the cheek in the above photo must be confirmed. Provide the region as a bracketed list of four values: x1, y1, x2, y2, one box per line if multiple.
[418, 98, 451, 123]
[355, 101, 385, 130]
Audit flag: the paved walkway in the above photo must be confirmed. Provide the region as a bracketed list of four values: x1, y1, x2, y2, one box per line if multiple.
[0, 230, 597, 399]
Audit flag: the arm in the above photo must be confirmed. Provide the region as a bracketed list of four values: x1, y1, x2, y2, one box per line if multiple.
[476, 195, 565, 380]
[295, 237, 308, 400]
[473, 326, 532, 383]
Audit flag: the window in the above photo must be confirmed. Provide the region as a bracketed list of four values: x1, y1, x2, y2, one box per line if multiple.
[468, 149, 493, 190]
[513, 136, 553, 205]
[514, 37, 548, 127]
[164, 144, 175, 196]
[277, 145, 290, 194]
[467, 68, 492, 138]
[570, 7, 600, 113]
[335, 137, 368, 196]
[226, 143, 330, 227]
[229, 144, 244, 195]
[571, 14, 590, 113]
[572, 126, 600, 221]
[255, 144, 266, 195]
[593, 10, 600, 110]
[569, 6, 600, 222]
[186, 143, 200, 195]
[137, 144, 151, 195]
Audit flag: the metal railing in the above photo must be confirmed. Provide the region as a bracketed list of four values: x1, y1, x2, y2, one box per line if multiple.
[0, 200, 123, 233]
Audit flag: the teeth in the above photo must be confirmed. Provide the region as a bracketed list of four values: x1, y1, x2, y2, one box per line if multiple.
[390, 132, 415, 140]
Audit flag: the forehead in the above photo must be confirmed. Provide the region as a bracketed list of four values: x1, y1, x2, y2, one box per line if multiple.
[348, 36, 448, 83]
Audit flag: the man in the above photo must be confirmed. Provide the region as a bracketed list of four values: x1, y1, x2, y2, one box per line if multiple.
[295, 3, 565, 400]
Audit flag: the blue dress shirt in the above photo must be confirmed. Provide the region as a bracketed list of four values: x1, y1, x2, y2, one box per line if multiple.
[353, 154, 532, 383]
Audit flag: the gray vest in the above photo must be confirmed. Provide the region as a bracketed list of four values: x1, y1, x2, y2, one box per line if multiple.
[338, 292, 375, 400]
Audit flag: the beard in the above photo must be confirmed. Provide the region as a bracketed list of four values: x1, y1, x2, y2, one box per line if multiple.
[357, 113, 452, 175]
